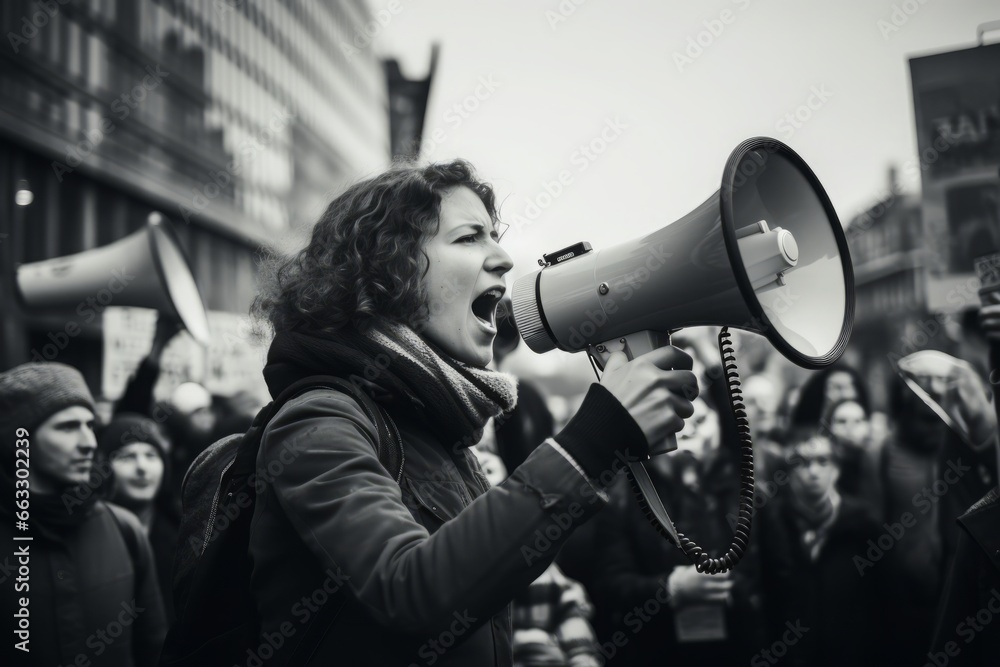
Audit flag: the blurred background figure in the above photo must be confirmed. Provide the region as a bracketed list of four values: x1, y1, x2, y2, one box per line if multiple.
[820, 397, 883, 518]
[757, 430, 886, 667]
[879, 350, 997, 665]
[592, 396, 765, 666]
[928, 303, 1000, 665]
[98, 412, 181, 624]
[742, 373, 787, 481]
[210, 390, 263, 441]
[790, 364, 871, 433]
[0, 363, 166, 666]
[162, 381, 216, 497]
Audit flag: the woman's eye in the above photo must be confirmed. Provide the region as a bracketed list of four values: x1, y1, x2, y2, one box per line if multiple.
[457, 235, 477, 244]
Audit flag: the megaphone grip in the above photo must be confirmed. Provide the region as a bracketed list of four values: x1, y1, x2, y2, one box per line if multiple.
[626, 327, 757, 575]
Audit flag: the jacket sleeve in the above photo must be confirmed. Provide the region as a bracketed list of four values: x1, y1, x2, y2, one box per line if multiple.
[259, 387, 618, 637]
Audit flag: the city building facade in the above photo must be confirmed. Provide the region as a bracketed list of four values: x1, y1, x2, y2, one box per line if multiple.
[0, 0, 391, 393]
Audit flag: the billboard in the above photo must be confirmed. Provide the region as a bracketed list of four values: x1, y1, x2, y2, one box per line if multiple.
[909, 42, 1000, 312]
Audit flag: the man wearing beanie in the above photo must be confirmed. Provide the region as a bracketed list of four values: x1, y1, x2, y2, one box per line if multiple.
[98, 412, 180, 623]
[0, 362, 166, 667]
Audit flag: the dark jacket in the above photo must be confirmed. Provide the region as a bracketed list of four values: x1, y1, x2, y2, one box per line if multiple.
[929, 488, 1000, 666]
[0, 500, 167, 667]
[757, 495, 886, 667]
[247, 388, 611, 666]
[878, 430, 997, 665]
[592, 452, 765, 666]
[148, 508, 180, 624]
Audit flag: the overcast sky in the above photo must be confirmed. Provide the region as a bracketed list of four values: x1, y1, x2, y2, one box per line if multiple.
[369, 0, 998, 381]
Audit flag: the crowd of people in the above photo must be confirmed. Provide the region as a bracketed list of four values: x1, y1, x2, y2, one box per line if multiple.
[0, 316, 261, 666]
[1, 159, 999, 666]
[483, 327, 1000, 667]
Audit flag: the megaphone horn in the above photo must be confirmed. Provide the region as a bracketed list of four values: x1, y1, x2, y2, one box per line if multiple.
[512, 137, 855, 370]
[511, 137, 855, 574]
[15, 217, 211, 346]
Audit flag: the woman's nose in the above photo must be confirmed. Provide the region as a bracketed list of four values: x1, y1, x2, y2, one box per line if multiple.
[486, 241, 513, 276]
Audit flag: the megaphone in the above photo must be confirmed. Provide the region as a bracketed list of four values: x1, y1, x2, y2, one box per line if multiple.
[511, 137, 855, 572]
[15, 216, 211, 346]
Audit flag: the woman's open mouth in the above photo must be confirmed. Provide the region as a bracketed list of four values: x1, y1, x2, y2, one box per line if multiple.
[471, 286, 505, 332]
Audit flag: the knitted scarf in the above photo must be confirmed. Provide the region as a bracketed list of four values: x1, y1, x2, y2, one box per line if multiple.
[263, 321, 518, 448]
[0, 462, 101, 534]
[790, 485, 839, 529]
[789, 486, 840, 560]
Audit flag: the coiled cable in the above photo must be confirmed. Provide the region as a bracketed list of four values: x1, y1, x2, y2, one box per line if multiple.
[623, 326, 755, 574]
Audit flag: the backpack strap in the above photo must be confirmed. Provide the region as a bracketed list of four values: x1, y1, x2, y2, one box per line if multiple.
[105, 502, 146, 584]
[223, 376, 403, 496]
[318, 377, 404, 484]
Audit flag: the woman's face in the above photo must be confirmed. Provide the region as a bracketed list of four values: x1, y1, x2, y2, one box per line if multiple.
[110, 443, 164, 504]
[420, 186, 513, 366]
[828, 400, 870, 448]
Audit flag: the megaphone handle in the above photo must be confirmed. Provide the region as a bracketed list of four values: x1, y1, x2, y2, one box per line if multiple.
[588, 330, 679, 455]
[622, 327, 757, 575]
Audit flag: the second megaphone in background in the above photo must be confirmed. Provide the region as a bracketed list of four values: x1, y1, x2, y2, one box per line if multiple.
[14, 215, 211, 346]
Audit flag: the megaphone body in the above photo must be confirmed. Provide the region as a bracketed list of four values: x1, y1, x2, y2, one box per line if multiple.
[15, 218, 211, 346]
[511, 137, 855, 573]
[512, 137, 854, 371]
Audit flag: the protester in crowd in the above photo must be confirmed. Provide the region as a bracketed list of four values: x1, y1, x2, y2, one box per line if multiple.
[820, 397, 883, 517]
[510, 564, 603, 667]
[789, 363, 871, 431]
[757, 429, 886, 667]
[743, 373, 787, 481]
[0, 362, 166, 667]
[926, 303, 1000, 664]
[166, 382, 215, 443]
[743, 374, 783, 444]
[235, 160, 698, 665]
[161, 381, 216, 498]
[98, 412, 180, 623]
[880, 350, 997, 666]
[592, 396, 764, 666]
[210, 390, 261, 440]
[471, 445, 602, 667]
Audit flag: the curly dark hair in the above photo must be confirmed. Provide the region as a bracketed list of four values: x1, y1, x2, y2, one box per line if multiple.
[252, 159, 499, 337]
[789, 364, 871, 430]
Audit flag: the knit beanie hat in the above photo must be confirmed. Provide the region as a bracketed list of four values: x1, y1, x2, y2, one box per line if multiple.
[97, 412, 171, 460]
[0, 362, 96, 438]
